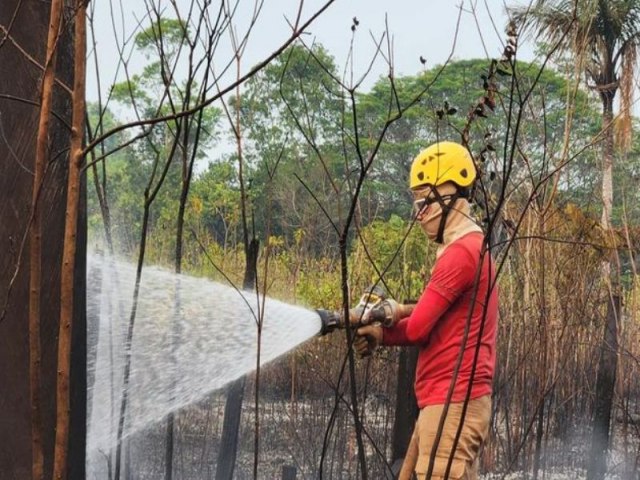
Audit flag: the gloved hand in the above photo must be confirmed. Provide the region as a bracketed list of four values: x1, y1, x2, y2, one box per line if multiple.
[363, 298, 402, 327]
[347, 307, 366, 327]
[346, 286, 387, 327]
[353, 324, 383, 358]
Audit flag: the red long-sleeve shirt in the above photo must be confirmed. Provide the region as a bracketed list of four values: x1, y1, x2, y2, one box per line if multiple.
[383, 232, 498, 407]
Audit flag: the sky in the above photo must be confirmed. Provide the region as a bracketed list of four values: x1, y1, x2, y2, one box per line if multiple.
[87, 0, 535, 102]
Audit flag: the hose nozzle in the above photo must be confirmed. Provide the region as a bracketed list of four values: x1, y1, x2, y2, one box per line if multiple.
[317, 309, 343, 336]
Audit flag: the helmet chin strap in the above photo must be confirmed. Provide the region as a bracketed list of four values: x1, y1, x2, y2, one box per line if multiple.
[433, 188, 462, 244]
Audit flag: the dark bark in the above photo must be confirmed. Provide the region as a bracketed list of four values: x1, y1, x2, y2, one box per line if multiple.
[214, 238, 259, 480]
[165, 415, 175, 480]
[52, 1, 87, 476]
[214, 376, 247, 480]
[68, 168, 87, 480]
[340, 244, 368, 480]
[587, 294, 621, 480]
[281, 465, 297, 480]
[390, 347, 419, 473]
[30, 0, 64, 475]
[166, 82, 203, 480]
[115, 127, 183, 479]
[0, 1, 85, 478]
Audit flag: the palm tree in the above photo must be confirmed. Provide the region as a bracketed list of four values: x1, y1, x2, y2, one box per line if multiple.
[513, 0, 640, 228]
[510, 2, 640, 479]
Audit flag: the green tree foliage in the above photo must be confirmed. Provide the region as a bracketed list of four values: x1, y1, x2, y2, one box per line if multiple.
[512, 0, 640, 230]
[348, 215, 435, 302]
[238, 43, 349, 256]
[355, 59, 601, 220]
[189, 159, 242, 250]
[236, 48, 602, 260]
[92, 18, 220, 256]
[86, 102, 135, 244]
[92, 49, 602, 263]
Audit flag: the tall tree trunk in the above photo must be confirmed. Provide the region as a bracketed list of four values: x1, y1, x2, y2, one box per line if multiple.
[533, 213, 548, 480]
[390, 348, 419, 474]
[166, 98, 203, 480]
[52, 0, 87, 477]
[588, 294, 621, 480]
[69, 157, 88, 480]
[215, 238, 259, 480]
[29, 0, 64, 477]
[340, 244, 369, 480]
[600, 93, 615, 231]
[1, 1, 86, 479]
[588, 88, 620, 480]
[216, 60, 258, 479]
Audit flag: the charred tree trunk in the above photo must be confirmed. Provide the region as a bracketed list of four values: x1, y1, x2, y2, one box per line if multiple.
[587, 86, 620, 480]
[215, 377, 247, 480]
[29, 0, 65, 477]
[215, 63, 259, 479]
[214, 237, 259, 480]
[52, 1, 87, 477]
[166, 82, 205, 480]
[587, 294, 621, 480]
[390, 347, 419, 474]
[69, 171, 87, 480]
[0, 1, 86, 478]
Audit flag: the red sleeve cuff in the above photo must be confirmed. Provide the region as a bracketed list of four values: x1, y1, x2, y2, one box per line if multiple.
[382, 319, 412, 346]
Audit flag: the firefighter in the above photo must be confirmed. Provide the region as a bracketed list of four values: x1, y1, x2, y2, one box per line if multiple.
[356, 141, 498, 480]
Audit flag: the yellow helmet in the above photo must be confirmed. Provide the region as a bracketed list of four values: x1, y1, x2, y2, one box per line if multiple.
[409, 141, 476, 190]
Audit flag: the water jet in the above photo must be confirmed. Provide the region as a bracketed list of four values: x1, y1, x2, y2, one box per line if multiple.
[86, 253, 322, 475]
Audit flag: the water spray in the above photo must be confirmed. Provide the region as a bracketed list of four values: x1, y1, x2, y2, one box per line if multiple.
[86, 252, 399, 479]
[87, 253, 323, 475]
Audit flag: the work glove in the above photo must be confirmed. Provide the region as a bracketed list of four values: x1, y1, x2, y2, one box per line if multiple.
[347, 307, 368, 327]
[363, 298, 402, 327]
[346, 286, 388, 327]
[353, 324, 383, 358]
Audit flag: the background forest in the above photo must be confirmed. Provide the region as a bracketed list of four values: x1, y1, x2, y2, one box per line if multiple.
[2, 0, 640, 479]
[84, 11, 640, 480]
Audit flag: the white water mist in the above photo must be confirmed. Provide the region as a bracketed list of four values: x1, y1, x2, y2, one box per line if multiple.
[86, 253, 321, 464]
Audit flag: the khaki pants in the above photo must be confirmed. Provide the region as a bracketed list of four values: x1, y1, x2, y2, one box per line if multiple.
[398, 395, 491, 480]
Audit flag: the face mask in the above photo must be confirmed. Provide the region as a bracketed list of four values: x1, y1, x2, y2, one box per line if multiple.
[417, 200, 443, 240]
[412, 194, 458, 219]
[412, 183, 461, 241]
[413, 196, 440, 219]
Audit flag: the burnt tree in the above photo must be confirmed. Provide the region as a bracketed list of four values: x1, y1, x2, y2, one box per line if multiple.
[0, 1, 86, 478]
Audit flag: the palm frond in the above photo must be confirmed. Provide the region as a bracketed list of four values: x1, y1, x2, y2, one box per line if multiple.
[509, 0, 578, 48]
